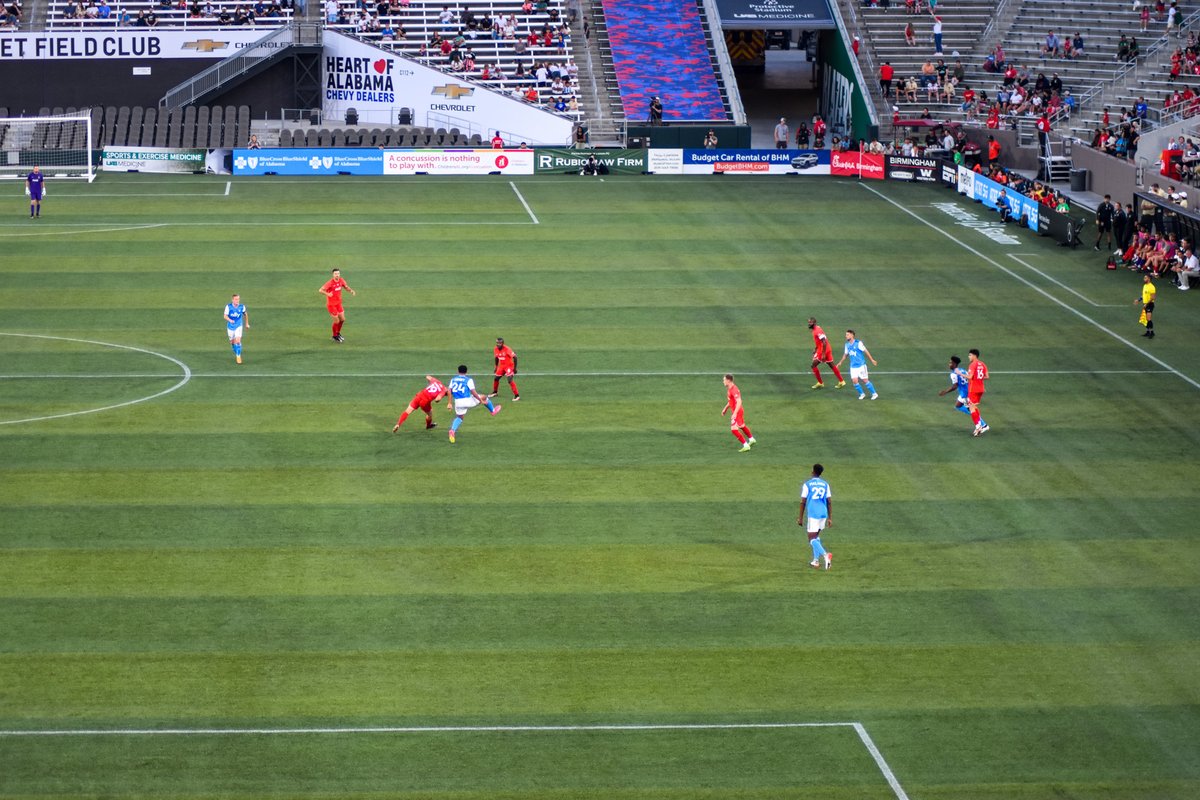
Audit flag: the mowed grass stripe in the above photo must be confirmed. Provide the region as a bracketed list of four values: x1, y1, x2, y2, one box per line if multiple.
[0, 539, 1196, 597]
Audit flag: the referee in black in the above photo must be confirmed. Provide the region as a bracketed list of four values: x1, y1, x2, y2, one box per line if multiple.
[1095, 194, 1116, 251]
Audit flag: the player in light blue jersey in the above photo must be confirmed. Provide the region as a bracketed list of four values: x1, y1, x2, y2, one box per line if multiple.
[937, 355, 987, 428]
[836, 329, 879, 400]
[446, 364, 501, 444]
[223, 294, 249, 364]
[798, 463, 833, 570]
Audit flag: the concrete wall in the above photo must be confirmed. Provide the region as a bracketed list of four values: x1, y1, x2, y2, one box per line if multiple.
[1070, 145, 1139, 205]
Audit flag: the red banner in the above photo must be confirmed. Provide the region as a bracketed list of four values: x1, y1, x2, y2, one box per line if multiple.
[830, 151, 885, 180]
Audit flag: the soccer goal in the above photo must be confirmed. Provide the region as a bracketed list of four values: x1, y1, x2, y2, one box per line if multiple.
[0, 110, 96, 182]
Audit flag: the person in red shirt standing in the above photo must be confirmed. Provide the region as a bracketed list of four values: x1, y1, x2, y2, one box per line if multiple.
[392, 375, 449, 432]
[491, 131, 504, 148]
[808, 317, 845, 389]
[721, 374, 757, 452]
[490, 337, 520, 400]
[1035, 112, 1051, 155]
[965, 348, 990, 436]
[879, 61, 894, 99]
[319, 268, 356, 342]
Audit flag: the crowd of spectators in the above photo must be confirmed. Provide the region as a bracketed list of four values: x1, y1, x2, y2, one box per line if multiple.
[57, 0, 293, 24]
[2, 0, 21, 28]
[1109, 183, 1200, 289]
[985, 164, 1074, 217]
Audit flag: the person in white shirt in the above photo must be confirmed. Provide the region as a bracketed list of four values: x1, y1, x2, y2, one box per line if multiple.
[1174, 243, 1200, 289]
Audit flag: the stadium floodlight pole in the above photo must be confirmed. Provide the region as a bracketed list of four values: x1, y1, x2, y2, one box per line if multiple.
[0, 110, 97, 183]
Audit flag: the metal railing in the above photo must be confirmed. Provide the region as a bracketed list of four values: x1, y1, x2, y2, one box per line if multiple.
[978, 0, 1014, 52]
[699, 0, 745, 125]
[160, 23, 321, 110]
[832, 0, 880, 131]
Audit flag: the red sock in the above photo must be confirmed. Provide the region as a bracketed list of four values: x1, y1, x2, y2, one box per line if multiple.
[332, 322, 338, 336]
[396, 411, 410, 427]
[731, 428, 746, 443]
[740, 426, 753, 439]
[811, 366, 823, 383]
[830, 364, 843, 382]
[970, 409, 981, 425]
[492, 377, 500, 394]
[509, 379, 519, 396]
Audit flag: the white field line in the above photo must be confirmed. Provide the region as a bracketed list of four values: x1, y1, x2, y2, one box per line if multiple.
[860, 183, 1200, 392]
[0, 223, 167, 238]
[1008, 254, 1124, 307]
[0, 369, 1173, 380]
[225, 181, 232, 196]
[0, 720, 910, 799]
[510, 180, 539, 224]
[0, 220, 533, 228]
[0, 333, 190, 426]
[39, 193, 229, 198]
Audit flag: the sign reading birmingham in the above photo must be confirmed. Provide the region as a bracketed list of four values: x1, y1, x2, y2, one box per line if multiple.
[715, 0, 834, 26]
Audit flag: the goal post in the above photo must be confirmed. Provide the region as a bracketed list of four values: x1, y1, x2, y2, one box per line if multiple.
[0, 111, 96, 182]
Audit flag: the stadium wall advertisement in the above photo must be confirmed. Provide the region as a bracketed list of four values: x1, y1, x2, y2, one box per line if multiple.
[382, 149, 534, 175]
[643, 149, 831, 175]
[231, 147, 535, 175]
[0, 30, 276, 60]
[322, 31, 574, 145]
[535, 149, 647, 174]
[957, 166, 1040, 232]
[102, 146, 213, 174]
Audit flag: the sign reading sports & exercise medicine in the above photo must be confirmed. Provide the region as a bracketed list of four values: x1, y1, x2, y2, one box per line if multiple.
[0, 30, 276, 60]
[102, 146, 207, 173]
[323, 30, 573, 144]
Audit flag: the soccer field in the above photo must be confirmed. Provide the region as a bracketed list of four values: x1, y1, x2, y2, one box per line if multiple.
[1, 172, 1198, 799]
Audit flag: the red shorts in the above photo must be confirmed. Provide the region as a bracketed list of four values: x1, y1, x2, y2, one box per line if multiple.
[495, 367, 515, 378]
[813, 351, 833, 364]
[410, 394, 434, 413]
[729, 410, 745, 428]
[967, 390, 984, 405]
[327, 303, 343, 316]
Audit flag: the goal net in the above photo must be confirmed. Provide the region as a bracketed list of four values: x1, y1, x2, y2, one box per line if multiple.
[0, 111, 96, 182]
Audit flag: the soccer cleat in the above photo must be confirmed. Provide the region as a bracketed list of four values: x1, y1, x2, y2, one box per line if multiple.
[979, 423, 990, 434]
[335, 335, 346, 342]
[391, 424, 401, 433]
[811, 382, 824, 389]
[1148, 331, 1156, 338]
[487, 392, 498, 398]
[747, 437, 757, 446]
[332, 335, 340, 342]
[870, 392, 879, 400]
[448, 430, 456, 444]
[425, 421, 438, 430]
[809, 559, 821, 569]
[235, 355, 242, 364]
[491, 404, 502, 416]
[972, 424, 983, 437]
[857, 393, 866, 400]
[739, 443, 751, 452]
[513, 395, 521, 401]
[835, 381, 846, 388]
[824, 552, 832, 570]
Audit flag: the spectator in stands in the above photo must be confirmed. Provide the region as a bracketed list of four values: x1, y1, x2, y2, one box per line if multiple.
[438, 4, 455, 30]
[524, 86, 539, 103]
[904, 21, 917, 46]
[1041, 30, 1060, 58]
[879, 61, 894, 98]
[1136, 96, 1149, 119]
[1168, 1, 1180, 36]
[97, 0, 110, 17]
[1129, 37, 1141, 61]
[1117, 34, 1131, 61]
[704, 129, 718, 149]
[932, 15, 943, 55]
[795, 121, 810, 147]
[1140, 2, 1150, 31]
[1173, 243, 1200, 288]
[904, 75, 918, 101]
[1071, 32, 1085, 57]
[491, 131, 504, 148]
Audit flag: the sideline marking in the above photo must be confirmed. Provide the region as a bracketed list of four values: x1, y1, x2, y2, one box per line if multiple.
[0, 334, 191, 426]
[225, 181, 232, 197]
[1008, 253, 1123, 307]
[860, 183, 1200, 392]
[0, 223, 167, 238]
[0, 369, 1172, 380]
[0, 220, 533, 228]
[510, 181, 539, 224]
[0, 720, 909, 799]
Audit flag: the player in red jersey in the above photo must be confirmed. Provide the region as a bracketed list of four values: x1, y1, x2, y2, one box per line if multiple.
[392, 375, 449, 432]
[965, 348, 990, 436]
[319, 268, 356, 342]
[807, 317, 845, 389]
[489, 337, 521, 400]
[721, 374, 757, 452]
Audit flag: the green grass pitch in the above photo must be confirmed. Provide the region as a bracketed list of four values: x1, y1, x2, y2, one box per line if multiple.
[1, 172, 1198, 799]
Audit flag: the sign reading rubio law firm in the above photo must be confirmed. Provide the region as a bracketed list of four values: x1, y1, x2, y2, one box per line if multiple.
[682, 149, 831, 175]
[383, 149, 534, 175]
[715, 0, 834, 26]
[534, 148, 647, 174]
[0, 30, 276, 60]
[323, 30, 573, 144]
[102, 146, 207, 173]
[232, 149, 385, 175]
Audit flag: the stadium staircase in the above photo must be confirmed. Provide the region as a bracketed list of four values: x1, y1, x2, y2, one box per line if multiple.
[598, 0, 730, 123]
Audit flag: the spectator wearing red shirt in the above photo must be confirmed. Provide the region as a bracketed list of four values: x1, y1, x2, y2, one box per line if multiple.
[491, 131, 504, 148]
[879, 61, 894, 98]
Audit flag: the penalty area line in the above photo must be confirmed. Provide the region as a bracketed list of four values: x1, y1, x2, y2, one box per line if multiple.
[0, 719, 910, 799]
[510, 181, 539, 224]
[859, 183, 1200, 392]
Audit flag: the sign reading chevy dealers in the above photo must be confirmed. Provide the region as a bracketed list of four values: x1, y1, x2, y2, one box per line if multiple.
[383, 149, 534, 175]
[323, 30, 573, 144]
[231, 148, 385, 175]
[0, 30, 275, 60]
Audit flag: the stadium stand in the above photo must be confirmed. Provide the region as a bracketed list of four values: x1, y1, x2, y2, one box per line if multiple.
[598, 0, 727, 123]
[46, 0, 296, 29]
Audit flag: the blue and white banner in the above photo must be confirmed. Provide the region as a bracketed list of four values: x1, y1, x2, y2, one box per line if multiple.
[957, 165, 1039, 232]
[232, 148, 384, 175]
